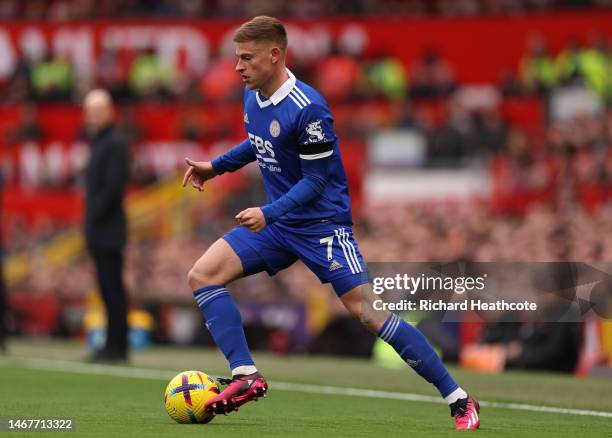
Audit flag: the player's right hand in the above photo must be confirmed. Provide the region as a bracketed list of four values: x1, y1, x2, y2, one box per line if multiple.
[182, 158, 217, 192]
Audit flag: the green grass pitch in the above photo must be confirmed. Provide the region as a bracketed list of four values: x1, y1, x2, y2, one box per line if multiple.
[0, 339, 611, 437]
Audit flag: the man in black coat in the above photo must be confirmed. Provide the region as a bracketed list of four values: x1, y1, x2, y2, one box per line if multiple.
[83, 89, 129, 362]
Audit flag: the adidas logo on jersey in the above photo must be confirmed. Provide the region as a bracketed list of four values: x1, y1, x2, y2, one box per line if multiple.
[329, 260, 343, 271]
[244, 113, 249, 124]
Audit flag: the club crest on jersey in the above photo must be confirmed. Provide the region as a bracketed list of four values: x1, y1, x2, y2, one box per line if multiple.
[269, 119, 281, 137]
[305, 120, 325, 143]
[244, 113, 249, 124]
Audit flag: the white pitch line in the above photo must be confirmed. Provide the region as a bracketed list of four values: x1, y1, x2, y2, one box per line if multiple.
[3, 357, 612, 419]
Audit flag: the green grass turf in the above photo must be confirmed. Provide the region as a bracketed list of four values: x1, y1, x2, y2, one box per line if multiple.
[1, 339, 611, 437]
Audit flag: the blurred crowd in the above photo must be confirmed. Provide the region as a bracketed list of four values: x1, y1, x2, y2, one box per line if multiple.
[4, 40, 611, 194]
[2, 31, 611, 106]
[493, 109, 612, 212]
[1, 41, 440, 104]
[360, 202, 612, 262]
[504, 33, 612, 103]
[0, 0, 609, 21]
[8, 199, 612, 304]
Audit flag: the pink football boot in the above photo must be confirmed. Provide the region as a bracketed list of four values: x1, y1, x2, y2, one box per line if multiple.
[451, 395, 481, 430]
[205, 372, 268, 415]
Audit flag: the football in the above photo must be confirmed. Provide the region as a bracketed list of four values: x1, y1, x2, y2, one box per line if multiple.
[164, 370, 220, 424]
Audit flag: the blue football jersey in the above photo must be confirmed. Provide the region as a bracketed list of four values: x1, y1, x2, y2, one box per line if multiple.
[241, 69, 353, 225]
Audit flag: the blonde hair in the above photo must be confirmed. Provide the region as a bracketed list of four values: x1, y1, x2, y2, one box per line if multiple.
[233, 16, 287, 51]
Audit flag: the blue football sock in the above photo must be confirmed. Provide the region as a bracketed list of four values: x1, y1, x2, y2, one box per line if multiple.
[193, 285, 255, 370]
[379, 313, 459, 398]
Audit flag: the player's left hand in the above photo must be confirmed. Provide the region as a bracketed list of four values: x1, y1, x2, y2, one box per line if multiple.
[236, 207, 267, 232]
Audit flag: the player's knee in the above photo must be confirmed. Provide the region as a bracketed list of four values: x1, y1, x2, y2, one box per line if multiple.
[187, 267, 202, 290]
[343, 300, 382, 333]
[340, 285, 387, 333]
[187, 265, 222, 290]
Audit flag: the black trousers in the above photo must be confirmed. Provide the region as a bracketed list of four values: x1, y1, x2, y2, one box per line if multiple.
[91, 249, 128, 354]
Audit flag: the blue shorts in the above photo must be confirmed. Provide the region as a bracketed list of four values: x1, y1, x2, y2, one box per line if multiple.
[223, 221, 370, 296]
